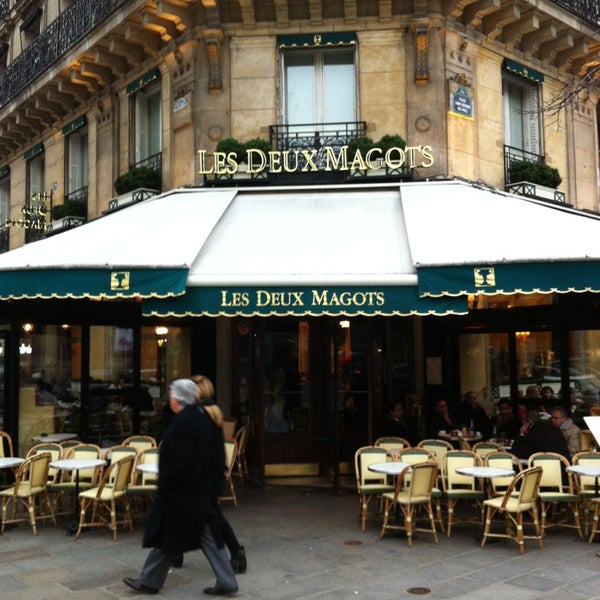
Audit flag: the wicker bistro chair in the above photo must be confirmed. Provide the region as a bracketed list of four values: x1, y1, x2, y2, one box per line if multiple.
[0, 452, 56, 534]
[233, 424, 250, 485]
[397, 447, 445, 533]
[0, 430, 14, 457]
[76, 454, 135, 541]
[481, 466, 544, 554]
[26, 442, 63, 486]
[484, 451, 522, 497]
[379, 461, 439, 547]
[122, 435, 157, 453]
[127, 447, 160, 517]
[354, 446, 395, 531]
[442, 450, 485, 537]
[219, 438, 239, 507]
[102, 446, 138, 481]
[571, 451, 600, 534]
[528, 452, 583, 539]
[374, 437, 411, 455]
[472, 441, 504, 459]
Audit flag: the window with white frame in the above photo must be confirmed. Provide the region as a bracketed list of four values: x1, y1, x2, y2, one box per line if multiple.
[502, 70, 542, 158]
[281, 47, 356, 128]
[66, 127, 88, 195]
[0, 174, 9, 225]
[26, 151, 45, 243]
[133, 80, 161, 164]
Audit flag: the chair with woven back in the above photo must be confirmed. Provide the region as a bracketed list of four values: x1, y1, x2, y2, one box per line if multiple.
[484, 451, 522, 497]
[442, 450, 484, 537]
[127, 447, 160, 517]
[0, 431, 15, 487]
[379, 461, 439, 547]
[374, 437, 411, 454]
[528, 452, 583, 539]
[76, 454, 135, 540]
[122, 435, 157, 453]
[233, 424, 250, 485]
[0, 451, 56, 534]
[354, 446, 394, 532]
[219, 438, 239, 507]
[571, 451, 600, 534]
[103, 445, 138, 481]
[472, 441, 504, 459]
[49, 443, 103, 517]
[26, 442, 63, 487]
[480, 465, 544, 554]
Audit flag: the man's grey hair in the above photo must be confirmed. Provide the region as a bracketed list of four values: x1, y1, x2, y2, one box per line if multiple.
[170, 378, 199, 406]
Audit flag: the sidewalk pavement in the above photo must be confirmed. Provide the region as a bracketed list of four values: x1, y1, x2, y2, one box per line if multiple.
[1, 485, 600, 599]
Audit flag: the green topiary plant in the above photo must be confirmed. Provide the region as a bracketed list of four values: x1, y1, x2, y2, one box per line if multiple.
[114, 166, 160, 195]
[244, 137, 272, 159]
[51, 199, 87, 220]
[377, 134, 407, 152]
[215, 137, 246, 162]
[509, 160, 562, 189]
[347, 136, 375, 161]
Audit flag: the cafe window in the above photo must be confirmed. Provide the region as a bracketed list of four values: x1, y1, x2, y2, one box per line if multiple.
[502, 69, 542, 158]
[18, 324, 82, 456]
[133, 79, 161, 163]
[568, 330, 600, 409]
[281, 45, 356, 128]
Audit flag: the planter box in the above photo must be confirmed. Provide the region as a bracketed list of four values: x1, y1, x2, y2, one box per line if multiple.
[506, 181, 566, 204]
[106, 188, 159, 212]
[46, 216, 86, 235]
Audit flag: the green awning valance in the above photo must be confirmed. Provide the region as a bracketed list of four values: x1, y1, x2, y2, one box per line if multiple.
[23, 143, 43, 161]
[418, 262, 600, 298]
[0, 267, 188, 300]
[126, 67, 160, 95]
[63, 115, 87, 136]
[504, 59, 544, 83]
[143, 286, 467, 318]
[278, 32, 357, 49]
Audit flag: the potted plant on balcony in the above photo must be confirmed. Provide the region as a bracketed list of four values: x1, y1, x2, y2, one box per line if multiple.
[214, 137, 246, 179]
[243, 138, 272, 180]
[376, 134, 407, 176]
[47, 199, 87, 234]
[109, 166, 160, 211]
[506, 159, 565, 203]
[346, 136, 375, 177]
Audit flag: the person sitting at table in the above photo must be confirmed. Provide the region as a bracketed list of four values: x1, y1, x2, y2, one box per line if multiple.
[378, 400, 416, 445]
[495, 398, 520, 442]
[459, 390, 493, 439]
[549, 405, 580, 459]
[429, 398, 459, 437]
[510, 409, 570, 461]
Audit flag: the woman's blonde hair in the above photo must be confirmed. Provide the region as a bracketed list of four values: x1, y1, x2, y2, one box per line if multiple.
[191, 374, 215, 400]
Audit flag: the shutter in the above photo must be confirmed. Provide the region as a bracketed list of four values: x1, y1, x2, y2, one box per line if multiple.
[0, 178, 9, 222]
[136, 92, 148, 162]
[68, 134, 81, 192]
[525, 85, 540, 155]
[506, 83, 524, 151]
[147, 90, 161, 156]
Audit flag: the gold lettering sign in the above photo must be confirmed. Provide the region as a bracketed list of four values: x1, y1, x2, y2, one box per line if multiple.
[111, 271, 130, 290]
[474, 267, 495, 287]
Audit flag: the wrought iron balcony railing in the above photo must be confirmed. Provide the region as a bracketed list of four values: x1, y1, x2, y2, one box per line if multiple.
[130, 152, 163, 192]
[0, 0, 127, 109]
[503, 144, 545, 185]
[552, 0, 600, 25]
[0, 225, 8, 254]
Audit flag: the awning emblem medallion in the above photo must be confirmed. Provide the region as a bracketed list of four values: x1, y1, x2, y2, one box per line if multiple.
[111, 271, 130, 291]
[474, 267, 495, 288]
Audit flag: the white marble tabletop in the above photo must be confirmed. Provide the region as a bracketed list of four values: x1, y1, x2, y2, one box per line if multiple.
[0, 457, 24, 469]
[456, 466, 514, 478]
[368, 461, 411, 475]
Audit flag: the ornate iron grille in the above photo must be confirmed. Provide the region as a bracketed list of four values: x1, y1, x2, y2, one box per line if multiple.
[0, 226, 8, 253]
[269, 121, 367, 171]
[130, 152, 163, 191]
[504, 144, 545, 185]
[551, 0, 600, 25]
[0, 0, 127, 108]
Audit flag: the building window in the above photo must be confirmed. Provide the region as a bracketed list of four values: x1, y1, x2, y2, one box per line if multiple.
[502, 70, 542, 159]
[25, 151, 45, 243]
[19, 6, 42, 50]
[281, 47, 356, 128]
[133, 79, 161, 165]
[65, 126, 88, 196]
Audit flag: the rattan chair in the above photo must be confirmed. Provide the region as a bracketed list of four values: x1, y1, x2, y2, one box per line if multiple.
[354, 446, 394, 531]
[219, 438, 239, 507]
[0, 452, 56, 534]
[481, 466, 543, 554]
[233, 424, 250, 485]
[122, 435, 157, 453]
[374, 437, 411, 453]
[484, 451, 521, 496]
[76, 454, 135, 540]
[472, 441, 504, 458]
[379, 461, 439, 547]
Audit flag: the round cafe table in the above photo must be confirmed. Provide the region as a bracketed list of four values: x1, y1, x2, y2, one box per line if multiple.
[50, 458, 106, 535]
[368, 462, 410, 476]
[567, 464, 600, 496]
[136, 463, 159, 475]
[0, 457, 24, 470]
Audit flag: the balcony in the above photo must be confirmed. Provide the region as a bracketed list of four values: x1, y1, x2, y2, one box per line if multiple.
[551, 0, 600, 26]
[0, 225, 8, 254]
[46, 186, 88, 236]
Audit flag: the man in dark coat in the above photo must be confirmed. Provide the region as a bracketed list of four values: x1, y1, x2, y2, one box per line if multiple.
[511, 409, 570, 462]
[123, 379, 238, 596]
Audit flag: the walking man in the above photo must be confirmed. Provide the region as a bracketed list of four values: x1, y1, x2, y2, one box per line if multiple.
[123, 378, 238, 596]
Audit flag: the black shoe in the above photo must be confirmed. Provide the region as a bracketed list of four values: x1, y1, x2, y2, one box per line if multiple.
[123, 577, 159, 595]
[203, 584, 238, 596]
[171, 555, 183, 568]
[230, 546, 246, 574]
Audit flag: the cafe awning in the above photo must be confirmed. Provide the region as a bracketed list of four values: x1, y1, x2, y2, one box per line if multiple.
[0, 185, 467, 316]
[399, 180, 600, 297]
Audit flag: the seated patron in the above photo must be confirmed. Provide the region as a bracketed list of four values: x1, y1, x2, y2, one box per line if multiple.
[550, 405, 581, 459]
[495, 398, 520, 442]
[429, 399, 459, 437]
[459, 391, 493, 438]
[379, 400, 415, 445]
[511, 409, 570, 461]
